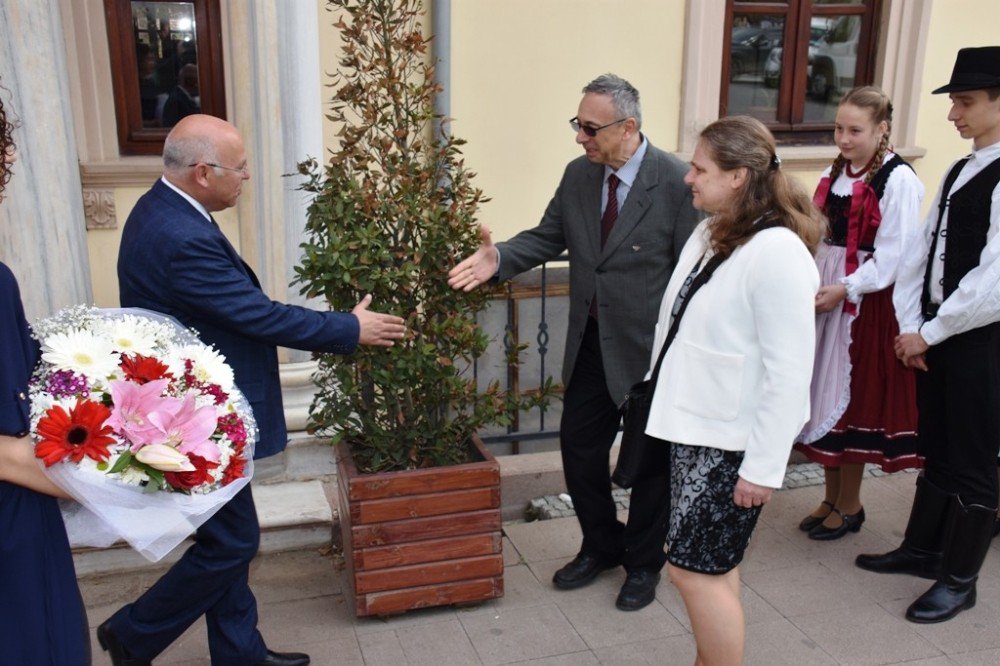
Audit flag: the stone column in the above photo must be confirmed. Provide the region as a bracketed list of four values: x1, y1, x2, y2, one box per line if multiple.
[225, 1, 326, 433]
[0, 0, 91, 322]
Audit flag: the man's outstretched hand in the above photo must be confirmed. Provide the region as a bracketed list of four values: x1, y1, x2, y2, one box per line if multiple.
[448, 226, 497, 292]
[352, 294, 406, 347]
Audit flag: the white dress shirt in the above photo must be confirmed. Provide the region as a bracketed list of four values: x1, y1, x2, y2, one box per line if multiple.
[893, 140, 1000, 345]
[161, 176, 212, 222]
[823, 153, 925, 303]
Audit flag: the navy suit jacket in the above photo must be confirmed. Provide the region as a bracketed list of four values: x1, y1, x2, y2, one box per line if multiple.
[0, 262, 38, 437]
[118, 179, 359, 458]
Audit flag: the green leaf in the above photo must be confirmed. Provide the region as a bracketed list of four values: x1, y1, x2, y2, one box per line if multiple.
[108, 450, 134, 474]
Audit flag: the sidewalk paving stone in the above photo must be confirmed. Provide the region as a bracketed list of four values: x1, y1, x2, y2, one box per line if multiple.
[81, 468, 1000, 665]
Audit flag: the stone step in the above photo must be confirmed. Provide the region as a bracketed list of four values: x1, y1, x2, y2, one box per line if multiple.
[72, 479, 334, 577]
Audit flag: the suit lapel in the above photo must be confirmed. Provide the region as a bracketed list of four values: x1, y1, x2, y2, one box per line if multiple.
[154, 182, 260, 287]
[599, 151, 659, 262]
[583, 166, 604, 261]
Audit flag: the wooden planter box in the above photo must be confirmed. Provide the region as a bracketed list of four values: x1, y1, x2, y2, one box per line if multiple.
[334, 435, 504, 616]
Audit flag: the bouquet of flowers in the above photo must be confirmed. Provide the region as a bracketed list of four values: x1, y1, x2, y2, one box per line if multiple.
[28, 306, 257, 561]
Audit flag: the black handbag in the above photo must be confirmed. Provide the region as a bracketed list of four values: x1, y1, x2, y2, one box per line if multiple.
[612, 220, 780, 489]
[611, 252, 724, 488]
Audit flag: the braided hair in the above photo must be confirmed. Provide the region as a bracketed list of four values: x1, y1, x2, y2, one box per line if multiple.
[0, 79, 16, 201]
[827, 86, 893, 191]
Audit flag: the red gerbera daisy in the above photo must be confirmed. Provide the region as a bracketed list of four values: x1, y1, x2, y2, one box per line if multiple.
[164, 454, 220, 491]
[35, 398, 116, 467]
[120, 353, 173, 385]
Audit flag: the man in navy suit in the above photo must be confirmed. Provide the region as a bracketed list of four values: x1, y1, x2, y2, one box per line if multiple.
[99, 114, 406, 666]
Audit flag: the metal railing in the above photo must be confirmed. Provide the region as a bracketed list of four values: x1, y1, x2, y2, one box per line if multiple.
[475, 256, 569, 454]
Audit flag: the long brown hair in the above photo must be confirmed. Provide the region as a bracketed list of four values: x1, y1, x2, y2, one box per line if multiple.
[699, 116, 823, 257]
[828, 86, 893, 190]
[0, 79, 16, 201]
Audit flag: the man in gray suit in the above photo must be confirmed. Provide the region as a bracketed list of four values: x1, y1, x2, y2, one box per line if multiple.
[449, 74, 697, 610]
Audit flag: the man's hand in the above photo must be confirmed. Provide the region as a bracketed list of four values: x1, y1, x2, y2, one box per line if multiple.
[894, 333, 929, 370]
[903, 353, 929, 371]
[733, 477, 773, 509]
[447, 226, 498, 292]
[352, 295, 406, 347]
[815, 284, 848, 313]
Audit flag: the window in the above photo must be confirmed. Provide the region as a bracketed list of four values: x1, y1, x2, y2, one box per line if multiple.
[721, 0, 882, 144]
[103, 0, 226, 155]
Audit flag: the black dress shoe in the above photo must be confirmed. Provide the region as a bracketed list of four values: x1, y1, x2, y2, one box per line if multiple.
[615, 570, 660, 611]
[552, 553, 618, 590]
[255, 650, 311, 666]
[808, 507, 865, 541]
[855, 546, 940, 579]
[798, 500, 834, 532]
[96, 621, 151, 666]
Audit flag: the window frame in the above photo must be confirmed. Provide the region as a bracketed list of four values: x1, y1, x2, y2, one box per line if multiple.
[719, 0, 883, 144]
[103, 0, 227, 155]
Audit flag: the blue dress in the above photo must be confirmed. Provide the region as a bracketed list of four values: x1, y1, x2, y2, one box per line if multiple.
[0, 262, 90, 665]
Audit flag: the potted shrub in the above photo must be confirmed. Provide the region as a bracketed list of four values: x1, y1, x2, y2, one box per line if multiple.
[295, 0, 551, 617]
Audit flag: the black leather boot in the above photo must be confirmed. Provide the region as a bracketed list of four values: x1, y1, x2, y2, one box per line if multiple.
[855, 476, 952, 579]
[906, 499, 996, 623]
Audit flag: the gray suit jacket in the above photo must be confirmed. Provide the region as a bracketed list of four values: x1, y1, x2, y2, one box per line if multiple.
[497, 141, 698, 404]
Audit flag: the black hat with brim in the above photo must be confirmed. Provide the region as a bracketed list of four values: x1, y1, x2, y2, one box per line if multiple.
[932, 46, 1000, 94]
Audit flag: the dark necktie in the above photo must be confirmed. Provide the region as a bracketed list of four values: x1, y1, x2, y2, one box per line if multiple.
[591, 174, 621, 319]
[600, 174, 620, 249]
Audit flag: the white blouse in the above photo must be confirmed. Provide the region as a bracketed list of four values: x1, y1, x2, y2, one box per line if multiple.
[893, 140, 1000, 345]
[820, 152, 925, 303]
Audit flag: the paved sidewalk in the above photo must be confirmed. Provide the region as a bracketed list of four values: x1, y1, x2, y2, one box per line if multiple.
[82, 472, 1000, 665]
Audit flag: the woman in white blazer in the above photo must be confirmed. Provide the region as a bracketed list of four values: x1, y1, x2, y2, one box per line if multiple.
[645, 116, 822, 665]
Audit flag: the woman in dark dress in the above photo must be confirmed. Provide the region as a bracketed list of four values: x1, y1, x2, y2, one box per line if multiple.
[0, 81, 90, 665]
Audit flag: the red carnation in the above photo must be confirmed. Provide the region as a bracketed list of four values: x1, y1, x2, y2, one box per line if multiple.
[35, 399, 116, 467]
[120, 353, 173, 385]
[221, 441, 247, 486]
[164, 454, 219, 491]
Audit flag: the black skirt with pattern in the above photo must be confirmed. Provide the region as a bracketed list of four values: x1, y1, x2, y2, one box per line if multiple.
[666, 442, 762, 575]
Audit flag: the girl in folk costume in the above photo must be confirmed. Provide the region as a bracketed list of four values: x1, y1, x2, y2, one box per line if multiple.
[794, 86, 925, 540]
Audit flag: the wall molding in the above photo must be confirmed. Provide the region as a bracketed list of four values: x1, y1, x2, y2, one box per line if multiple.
[82, 188, 118, 229]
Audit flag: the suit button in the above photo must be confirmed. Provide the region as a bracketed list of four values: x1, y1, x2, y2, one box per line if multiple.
[18, 391, 26, 400]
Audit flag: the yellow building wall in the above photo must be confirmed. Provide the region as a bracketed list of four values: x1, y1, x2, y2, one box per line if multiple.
[911, 0, 1000, 214]
[89, 0, 1000, 306]
[448, 0, 686, 242]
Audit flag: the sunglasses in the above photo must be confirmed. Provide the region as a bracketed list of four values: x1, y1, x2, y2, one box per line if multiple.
[569, 116, 627, 137]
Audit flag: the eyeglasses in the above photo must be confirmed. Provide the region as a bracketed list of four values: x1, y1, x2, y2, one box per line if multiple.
[187, 162, 248, 175]
[569, 117, 627, 137]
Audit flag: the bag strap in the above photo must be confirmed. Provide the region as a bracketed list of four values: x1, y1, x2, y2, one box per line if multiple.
[646, 219, 784, 388]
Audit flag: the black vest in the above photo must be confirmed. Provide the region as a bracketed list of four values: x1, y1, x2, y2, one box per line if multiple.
[922, 156, 1000, 310]
[824, 154, 910, 249]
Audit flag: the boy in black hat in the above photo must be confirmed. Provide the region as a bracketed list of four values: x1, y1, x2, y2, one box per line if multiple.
[855, 46, 1000, 624]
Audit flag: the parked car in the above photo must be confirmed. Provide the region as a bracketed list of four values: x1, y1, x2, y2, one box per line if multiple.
[763, 16, 861, 101]
[730, 25, 784, 80]
[807, 15, 859, 101]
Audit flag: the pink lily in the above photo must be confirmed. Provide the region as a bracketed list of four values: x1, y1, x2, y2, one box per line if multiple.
[145, 392, 220, 462]
[107, 378, 171, 449]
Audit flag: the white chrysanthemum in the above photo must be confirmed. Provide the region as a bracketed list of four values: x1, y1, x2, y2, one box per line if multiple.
[170, 345, 235, 391]
[98, 315, 161, 356]
[40, 329, 120, 379]
[118, 464, 150, 486]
